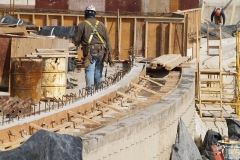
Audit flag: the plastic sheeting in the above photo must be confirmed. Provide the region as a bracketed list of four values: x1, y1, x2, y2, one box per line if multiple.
[171, 118, 202, 160]
[0, 130, 83, 160]
[37, 26, 76, 39]
[0, 14, 33, 25]
[226, 118, 240, 141]
[199, 130, 224, 160]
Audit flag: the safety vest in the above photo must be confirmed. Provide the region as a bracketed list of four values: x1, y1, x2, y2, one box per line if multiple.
[84, 20, 105, 46]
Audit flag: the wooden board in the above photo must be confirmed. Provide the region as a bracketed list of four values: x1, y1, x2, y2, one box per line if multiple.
[150, 54, 181, 68]
[0, 26, 28, 35]
[11, 37, 69, 57]
[165, 56, 188, 70]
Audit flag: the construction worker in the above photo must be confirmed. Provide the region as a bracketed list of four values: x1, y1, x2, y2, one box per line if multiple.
[73, 5, 114, 94]
[211, 8, 226, 26]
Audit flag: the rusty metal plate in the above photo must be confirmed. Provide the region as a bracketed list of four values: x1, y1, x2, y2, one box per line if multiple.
[10, 58, 42, 103]
[106, 0, 141, 12]
[35, 0, 68, 10]
[0, 37, 11, 89]
[69, 0, 105, 12]
[179, 0, 199, 10]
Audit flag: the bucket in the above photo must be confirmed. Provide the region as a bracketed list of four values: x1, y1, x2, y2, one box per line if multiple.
[10, 58, 42, 104]
[219, 140, 240, 160]
[41, 57, 66, 99]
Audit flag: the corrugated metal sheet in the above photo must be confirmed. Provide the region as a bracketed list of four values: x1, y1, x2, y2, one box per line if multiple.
[106, 0, 141, 12]
[10, 58, 42, 103]
[69, 0, 105, 12]
[179, 0, 199, 10]
[0, 37, 11, 89]
[35, 0, 68, 10]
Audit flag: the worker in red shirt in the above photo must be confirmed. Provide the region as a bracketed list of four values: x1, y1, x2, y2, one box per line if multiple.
[211, 8, 226, 26]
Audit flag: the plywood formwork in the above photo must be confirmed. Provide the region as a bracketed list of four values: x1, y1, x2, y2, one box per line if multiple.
[176, 8, 202, 57]
[0, 8, 201, 60]
[8, 11, 187, 59]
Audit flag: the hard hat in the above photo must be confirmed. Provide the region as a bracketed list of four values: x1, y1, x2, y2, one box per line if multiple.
[215, 10, 220, 16]
[86, 5, 96, 11]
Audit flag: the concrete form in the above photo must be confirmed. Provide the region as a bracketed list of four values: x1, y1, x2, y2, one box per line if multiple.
[81, 67, 195, 159]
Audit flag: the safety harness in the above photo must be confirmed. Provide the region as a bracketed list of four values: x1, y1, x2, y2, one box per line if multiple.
[84, 20, 104, 45]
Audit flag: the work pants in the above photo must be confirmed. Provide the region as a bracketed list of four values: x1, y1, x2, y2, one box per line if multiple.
[214, 16, 222, 25]
[85, 52, 104, 93]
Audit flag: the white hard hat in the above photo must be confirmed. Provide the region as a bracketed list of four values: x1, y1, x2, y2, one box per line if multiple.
[86, 5, 96, 11]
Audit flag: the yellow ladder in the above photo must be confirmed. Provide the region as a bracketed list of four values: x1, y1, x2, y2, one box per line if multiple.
[198, 25, 223, 120]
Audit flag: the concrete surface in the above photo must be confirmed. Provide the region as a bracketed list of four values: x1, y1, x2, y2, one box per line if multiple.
[81, 67, 196, 160]
[201, 0, 240, 25]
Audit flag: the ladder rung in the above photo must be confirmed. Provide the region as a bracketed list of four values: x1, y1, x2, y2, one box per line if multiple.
[208, 28, 220, 32]
[208, 54, 220, 56]
[200, 97, 222, 101]
[208, 37, 220, 40]
[200, 69, 221, 74]
[208, 46, 220, 49]
[200, 88, 221, 92]
[200, 78, 220, 82]
[200, 107, 223, 111]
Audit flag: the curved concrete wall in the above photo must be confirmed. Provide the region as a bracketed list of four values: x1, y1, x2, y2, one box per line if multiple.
[81, 68, 195, 160]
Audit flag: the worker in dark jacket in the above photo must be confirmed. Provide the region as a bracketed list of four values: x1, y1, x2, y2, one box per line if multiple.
[211, 8, 226, 26]
[73, 5, 113, 94]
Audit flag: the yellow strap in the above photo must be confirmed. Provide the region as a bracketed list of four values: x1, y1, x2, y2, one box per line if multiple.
[84, 20, 104, 45]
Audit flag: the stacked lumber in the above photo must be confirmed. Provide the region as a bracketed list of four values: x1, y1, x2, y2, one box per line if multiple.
[25, 49, 78, 58]
[150, 54, 189, 70]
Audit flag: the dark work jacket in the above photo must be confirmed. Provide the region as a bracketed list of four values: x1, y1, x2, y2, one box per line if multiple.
[210, 8, 226, 25]
[73, 17, 112, 52]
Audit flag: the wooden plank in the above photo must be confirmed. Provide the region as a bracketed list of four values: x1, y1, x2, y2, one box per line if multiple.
[139, 76, 163, 87]
[49, 122, 73, 132]
[131, 82, 158, 94]
[116, 92, 143, 103]
[11, 38, 69, 57]
[96, 101, 123, 112]
[30, 123, 48, 131]
[151, 54, 182, 67]
[36, 48, 66, 52]
[67, 111, 100, 125]
[145, 21, 148, 58]
[165, 56, 188, 70]
[32, 52, 69, 55]
[0, 135, 31, 150]
[26, 54, 77, 58]
[168, 23, 172, 54]
[0, 26, 28, 35]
